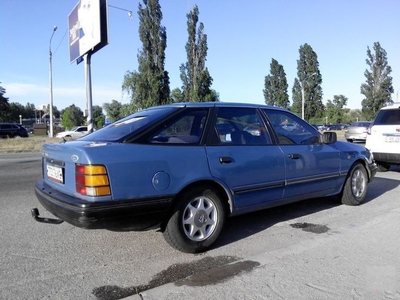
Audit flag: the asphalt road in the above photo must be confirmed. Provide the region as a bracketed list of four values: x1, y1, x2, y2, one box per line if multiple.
[0, 152, 399, 300]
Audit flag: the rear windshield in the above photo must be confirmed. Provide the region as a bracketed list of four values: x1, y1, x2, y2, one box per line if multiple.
[351, 122, 371, 127]
[374, 109, 400, 125]
[80, 106, 177, 142]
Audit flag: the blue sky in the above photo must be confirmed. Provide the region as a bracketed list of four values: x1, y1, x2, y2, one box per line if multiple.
[1, 0, 399, 113]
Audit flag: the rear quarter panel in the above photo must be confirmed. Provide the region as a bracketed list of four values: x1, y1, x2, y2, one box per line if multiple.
[42, 142, 211, 202]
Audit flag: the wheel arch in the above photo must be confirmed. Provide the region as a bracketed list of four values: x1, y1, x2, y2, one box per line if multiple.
[360, 157, 375, 182]
[345, 159, 371, 182]
[160, 179, 233, 231]
[340, 159, 369, 206]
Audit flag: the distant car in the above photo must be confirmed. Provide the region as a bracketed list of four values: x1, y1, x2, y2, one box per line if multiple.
[0, 123, 29, 138]
[366, 102, 400, 172]
[326, 124, 342, 131]
[311, 124, 319, 130]
[55, 126, 88, 139]
[32, 102, 377, 253]
[345, 121, 372, 143]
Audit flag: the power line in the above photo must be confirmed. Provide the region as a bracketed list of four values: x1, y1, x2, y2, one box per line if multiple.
[54, 29, 67, 55]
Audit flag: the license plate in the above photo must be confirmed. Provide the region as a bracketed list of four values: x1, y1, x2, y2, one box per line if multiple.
[385, 136, 400, 143]
[47, 165, 64, 183]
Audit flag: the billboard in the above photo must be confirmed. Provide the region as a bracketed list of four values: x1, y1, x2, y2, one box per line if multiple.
[68, 0, 109, 63]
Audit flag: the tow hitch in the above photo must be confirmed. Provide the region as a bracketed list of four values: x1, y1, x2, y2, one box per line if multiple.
[31, 208, 64, 225]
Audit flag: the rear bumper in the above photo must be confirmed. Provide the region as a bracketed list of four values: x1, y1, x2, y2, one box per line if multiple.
[372, 152, 400, 165]
[34, 180, 173, 230]
[344, 134, 367, 141]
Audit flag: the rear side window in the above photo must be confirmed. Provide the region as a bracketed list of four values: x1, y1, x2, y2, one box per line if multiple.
[147, 108, 209, 144]
[374, 110, 400, 125]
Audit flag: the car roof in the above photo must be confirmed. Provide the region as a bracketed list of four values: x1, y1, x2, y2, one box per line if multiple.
[150, 102, 288, 111]
[380, 102, 400, 110]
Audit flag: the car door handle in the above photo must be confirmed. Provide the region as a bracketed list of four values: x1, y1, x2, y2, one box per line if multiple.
[219, 157, 233, 164]
[288, 153, 300, 159]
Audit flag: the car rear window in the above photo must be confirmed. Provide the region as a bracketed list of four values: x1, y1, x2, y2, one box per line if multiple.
[374, 109, 400, 125]
[80, 107, 177, 142]
[351, 122, 371, 127]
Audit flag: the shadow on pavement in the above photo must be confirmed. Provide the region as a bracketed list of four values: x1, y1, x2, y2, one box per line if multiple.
[214, 175, 400, 250]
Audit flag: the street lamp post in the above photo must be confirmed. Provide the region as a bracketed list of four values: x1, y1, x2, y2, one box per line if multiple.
[49, 26, 57, 138]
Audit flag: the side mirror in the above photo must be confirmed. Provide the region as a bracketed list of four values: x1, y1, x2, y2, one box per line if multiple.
[320, 131, 337, 144]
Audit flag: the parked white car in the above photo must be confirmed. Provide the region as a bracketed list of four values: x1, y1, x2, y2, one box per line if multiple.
[56, 126, 88, 139]
[365, 102, 400, 171]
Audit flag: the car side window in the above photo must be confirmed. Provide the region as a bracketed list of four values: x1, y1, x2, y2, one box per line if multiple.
[263, 109, 319, 145]
[148, 108, 208, 144]
[213, 107, 271, 145]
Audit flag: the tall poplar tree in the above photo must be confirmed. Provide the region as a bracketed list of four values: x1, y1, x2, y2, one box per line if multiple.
[296, 43, 324, 121]
[122, 0, 170, 110]
[291, 78, 302, 115]
[360, 42, 393, 120]
[180, 5, 216, 102]
[263, 58, 289, 108]
[0, 83, 11, 122]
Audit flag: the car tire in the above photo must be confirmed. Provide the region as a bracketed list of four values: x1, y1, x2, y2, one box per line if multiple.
[341, 163, 368, 206]
[163, 186, 226, 253]
[376, 162, 390, 172]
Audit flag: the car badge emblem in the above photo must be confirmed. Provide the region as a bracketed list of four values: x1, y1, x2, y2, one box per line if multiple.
[71, 155, 79, 162]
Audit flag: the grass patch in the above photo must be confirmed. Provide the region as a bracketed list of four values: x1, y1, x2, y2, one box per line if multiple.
[0, 135, 59, 153]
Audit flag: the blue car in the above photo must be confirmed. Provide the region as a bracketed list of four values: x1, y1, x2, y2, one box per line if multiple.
[32, 102, 377, 253]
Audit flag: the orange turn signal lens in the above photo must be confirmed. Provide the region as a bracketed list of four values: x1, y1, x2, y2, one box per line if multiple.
[75, 164, 111, 196]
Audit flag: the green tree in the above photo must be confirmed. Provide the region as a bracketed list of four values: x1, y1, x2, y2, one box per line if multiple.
[180, 5, 216, 102]
[44, 104, 61, 120]
[290, 78, 302, 115]
[263, 58, 289, 107]
[120, 103, 134, 118]
[361, 42, 393, 120]
[171, 88, 184, 103]
[8, 102, 24, 123]
[348, 109, 363, 123]
[61, 105, 85, 129]
[325, 95, 348, 124]
[296, 43, 324, 121]
[103, 100, 123, 122]
[122, 0, 170, 109]
[93, 105, 105, 129]
[0, 83, 11, 122]
[25, 103, 36, 119]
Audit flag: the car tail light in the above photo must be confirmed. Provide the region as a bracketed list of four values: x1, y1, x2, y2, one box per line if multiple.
[75, 164, 111, 196]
